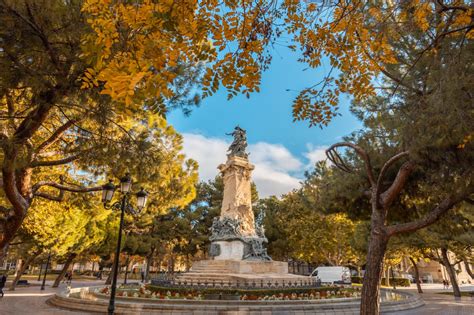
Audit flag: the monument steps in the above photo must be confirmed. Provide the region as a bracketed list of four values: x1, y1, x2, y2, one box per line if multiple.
[175, 272, 311, 284]
[176, 273, 233, 279]
[190, 267, 231, 272]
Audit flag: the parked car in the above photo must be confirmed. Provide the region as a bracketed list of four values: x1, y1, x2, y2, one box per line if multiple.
[310, 266, 352, 284]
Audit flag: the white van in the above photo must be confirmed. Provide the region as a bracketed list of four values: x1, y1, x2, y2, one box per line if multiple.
[310, 266, 351, 284]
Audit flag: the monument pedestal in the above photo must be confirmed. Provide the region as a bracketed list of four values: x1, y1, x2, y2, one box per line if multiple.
[192, 260, 288, 274]
[212, 240, 245, 260]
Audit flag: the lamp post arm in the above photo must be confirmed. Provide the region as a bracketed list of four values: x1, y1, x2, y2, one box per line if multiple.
[103, 200, 122, 211]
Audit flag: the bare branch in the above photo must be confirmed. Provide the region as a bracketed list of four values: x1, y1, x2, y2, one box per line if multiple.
[354, 31, 424, 96]
[375, 152, 413, 208]
[326, 142, 376, 186]
[36, 119, 77, 153]
[34, 191, 64, 202]
[375, 151, 410, 196]
[326, 148, 353, 173]
[13, 103, 54, 147]
[31, 153, 81, 167]
[386, 193, 469, 236]
[379, 161, 416, 208]
[32, 181, 102, 194]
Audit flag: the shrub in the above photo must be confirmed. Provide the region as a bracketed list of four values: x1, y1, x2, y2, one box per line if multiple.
[381, 278, 410, 287]
[351, 276, 362, 284]
[350, 276, 410, 287]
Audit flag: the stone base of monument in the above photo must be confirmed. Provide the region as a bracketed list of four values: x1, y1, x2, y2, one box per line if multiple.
[175, 259, 309, 286]
[193, 259, 288, 274]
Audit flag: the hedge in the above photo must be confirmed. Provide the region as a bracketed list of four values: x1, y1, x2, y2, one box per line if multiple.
[351, 276, 410, 287]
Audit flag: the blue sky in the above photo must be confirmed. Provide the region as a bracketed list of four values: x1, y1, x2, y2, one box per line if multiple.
[168, 47, 362, 197]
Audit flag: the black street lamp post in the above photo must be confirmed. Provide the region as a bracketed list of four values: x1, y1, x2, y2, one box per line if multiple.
[101, 173, 148, 315]
[40, 250, 51, 290]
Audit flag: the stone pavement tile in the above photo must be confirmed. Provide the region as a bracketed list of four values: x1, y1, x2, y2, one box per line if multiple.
[382, 293, 474, 315]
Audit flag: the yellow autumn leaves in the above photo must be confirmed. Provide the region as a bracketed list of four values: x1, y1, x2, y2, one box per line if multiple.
[291, 0, 473, 126]
[80, 0, 278, 112]
[79, 0, 473, 127]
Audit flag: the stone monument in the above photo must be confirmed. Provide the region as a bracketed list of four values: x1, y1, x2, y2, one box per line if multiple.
[209, 126, 271, 261]
[176, 126, 308, 284]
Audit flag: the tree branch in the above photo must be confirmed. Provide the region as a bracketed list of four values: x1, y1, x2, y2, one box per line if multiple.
[2, 161, 28, 215]
[35, 119, 77, 153]
[326, 142, 376, 186]
[13, 102, 54, 147]
[386, 193, 468, 236]
[34, 191, 64, 202]
[354, 30, 424, 96]
[32, 181, 102, 195]
[379, 160, 416, 208]
[31, 153, 81, 167]
[375, 151, 410, 197]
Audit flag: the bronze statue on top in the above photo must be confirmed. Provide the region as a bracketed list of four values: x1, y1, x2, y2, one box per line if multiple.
[226, 126, 248, 158]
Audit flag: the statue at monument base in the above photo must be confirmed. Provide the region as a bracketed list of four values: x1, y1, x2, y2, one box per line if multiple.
[208, 216, 271, 261]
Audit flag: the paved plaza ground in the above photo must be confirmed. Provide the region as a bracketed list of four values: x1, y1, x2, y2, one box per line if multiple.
[1, 280, 473, 314]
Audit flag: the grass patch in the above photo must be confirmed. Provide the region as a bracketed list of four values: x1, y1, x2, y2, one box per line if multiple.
[20, 274, 96, 281]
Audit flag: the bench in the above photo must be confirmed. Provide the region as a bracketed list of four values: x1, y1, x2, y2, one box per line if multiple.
[17, 280, 29, 286]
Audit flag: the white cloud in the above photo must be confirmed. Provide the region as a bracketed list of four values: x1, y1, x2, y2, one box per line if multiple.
[181, 133, 228, 181]
[249, 142, 302, 172]
[252, 164, 301, 197]
[181, 133, 302, 197]
[303, 144, 328, 168]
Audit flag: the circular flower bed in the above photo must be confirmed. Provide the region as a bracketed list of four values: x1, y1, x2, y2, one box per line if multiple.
[96, 284, 361, 301]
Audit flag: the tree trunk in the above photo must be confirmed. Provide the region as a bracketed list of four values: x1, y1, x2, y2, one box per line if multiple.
[123, 255, 130, 284]
[360, 231, 389, 315]
[0, 216, 24, 262]
[464, 260, 474, 279]
[105, 254, 117, 285]
[9, 255, 34, 290]
[145, 255, 152, 282]
[440, 248, 461, 298]
[52, 253, 77, 288]
[168, 256, 175, 274]
[0, 243, 9, 267]
[409, 257, 423, 294]
[384, 266, 390, 287]
[390, 267, 396, 290]
[105, 267, 114, 285]
[186, 254, 191, 272]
